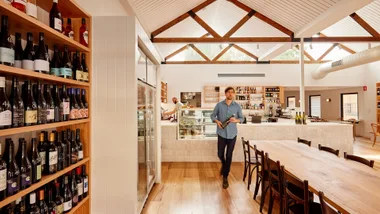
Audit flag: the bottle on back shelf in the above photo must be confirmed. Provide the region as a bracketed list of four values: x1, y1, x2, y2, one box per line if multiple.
[63, 175, 72, 213]
[29, 192, 40, 214]
[76, 129, 83, 161]
[54, 131, 64, 171]
[51, 45, 60, 76]
[14, 32, 23, 68]
[62, 131, 71, 168]
[38, 132, 47, 175]
[71, 170, 78, 207]
[80, 18, 89, 47]
[61, 85, 70, 121]
[10, 77, 24, 128]
[26, 0, 37, 19]
[81, 89, 88, 118]
[64, 18, 74, 39]
[0, 77, 12, 129]
[69, 88, 80, 120]
[48, 132, 58, 174]
[0, 16, 15, 66]
[0, 143, 6, 201]
[22, 32, 34, 70]
[54, 85, 64, 122]
[44, 84, 55, 123]
[31, 138, 41, 184]
[54, 181, 64, 214]
[47, 188, 57, 214]
[16, 138, 32, 190]
[302, 112, 307, 125]
[35, 33, 50, 74]
[50, 0, 62, 32]
[36, 82, 48, 124]
[71, 130, 78, 164]
[11, 0, 27, 13]
[76, 167, 83, 202]
[76, 88, 85, 118]
[39, 189, 48, 213]
[24, 81, 37, 126]
[14, 197, 26, 213]
[6, 140, 20, 196]
[60, 45, 73, 79]
[81, 53, 89, 82]
[82, 165, 88, 198]
[73, 51, 83, 81]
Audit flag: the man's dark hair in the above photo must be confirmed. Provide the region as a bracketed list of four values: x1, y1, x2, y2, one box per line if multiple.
[225, 87, 235, 94]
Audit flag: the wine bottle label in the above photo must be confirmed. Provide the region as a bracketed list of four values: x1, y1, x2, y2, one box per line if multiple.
[56, 204, 64, 214]
[83, 31, 89, 45]
[34, 59, 49, 72]
[54, 18, 62, 31]
[13, 107, 24, 126]
[75, 108, 82, 119]
[37, 108, 47, 124]
[73, 195, 78, 203]
[25, 110, 37, 123]
[36, 164, 41, 180]
[79, 109, 86, 118]
[0, 110, 11, 126]
[84, 108, 88, 118]
[39, 151, 46, 165]
[63, 102, 70, 115]
[21, 173, 31, 187]
[84, 178, 88, 193]
[69, 31, 74, 39]
[7, 178, 19, 195]
[22, 59, 34, 70]
[59, 68, 72, 78]
[13, 0, 26, 5]
[15, 60, 22, 68]
[75, 70, 83, 81]
[0, 47, 15, 64]
[63, 200, 72, 211]
[0, 169, 6, 191]
[82, 72, 89, 82]
[47, 109, 55, 120]
[49, 151, 58, 165]
[71, 151, 78, 163]
[26, 2, 37, 18]
[51, 67, 60, 76]
[4, 0, 11, 4]
[78, 151, 83, 159]
[77, 182, 83, 196]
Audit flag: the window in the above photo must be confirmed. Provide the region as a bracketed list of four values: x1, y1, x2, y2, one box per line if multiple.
[309, 95, 321, 118]
[287, 96, 296, 108]
[341, 93, 358, 120]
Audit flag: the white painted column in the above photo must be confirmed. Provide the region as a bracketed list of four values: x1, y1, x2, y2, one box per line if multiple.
[299, 38, 305, 113]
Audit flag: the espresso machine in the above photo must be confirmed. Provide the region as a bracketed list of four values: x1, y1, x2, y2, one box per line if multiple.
[275, 105, 283, 117]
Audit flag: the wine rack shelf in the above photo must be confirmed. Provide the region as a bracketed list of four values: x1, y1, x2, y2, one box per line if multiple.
[0, 1, 90, 52]
[0, 64, 90, 87]
[0, 119, 90, 137]
[0, 158, 90, 208]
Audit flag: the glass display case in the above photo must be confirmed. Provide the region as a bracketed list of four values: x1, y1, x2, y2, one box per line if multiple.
[178, 109, 217, 140]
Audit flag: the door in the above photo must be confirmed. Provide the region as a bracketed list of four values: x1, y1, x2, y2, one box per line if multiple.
[145, 85, 156, 189]
[147, 58, 157, 87]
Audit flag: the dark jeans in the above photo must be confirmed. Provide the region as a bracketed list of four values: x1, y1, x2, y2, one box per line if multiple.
[218, 135, 237, 178]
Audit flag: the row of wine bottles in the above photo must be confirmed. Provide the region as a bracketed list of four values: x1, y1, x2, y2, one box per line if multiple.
[1, 165, 88, 214]
[5, 0, 89, 47]
[0, 129, 84, 200]
[0, 77, 89, 129]
[295, 112, 307, 125]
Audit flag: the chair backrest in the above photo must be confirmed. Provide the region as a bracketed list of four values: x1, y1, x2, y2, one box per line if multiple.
[283, 165, 310, 214]
[318, 144, 339, 156]
[253, 144, 266, 175]
[344, 152, 375, 168]
[297, 137, 311, 147]
[265, 153, 282, 195]
[318, 191, 339, 214]
[241, 137, 252, 163]
[371, 123, 379, 133]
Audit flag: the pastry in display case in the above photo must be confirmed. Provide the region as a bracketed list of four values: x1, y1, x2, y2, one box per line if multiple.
[178, 109, 217, 139]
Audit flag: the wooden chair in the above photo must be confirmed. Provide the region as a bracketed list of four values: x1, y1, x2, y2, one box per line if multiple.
[241, 137, 259, 190]
[343, 152, 375, 168]
[297, 137, 311, 147]
[253, 145, 269, 213]
[265, 153, 284, 214]
[370, 123, 380, 147]
[318, 144, 339, 156]
[318, 192, 339, 214]
[283, 166, 322, 214]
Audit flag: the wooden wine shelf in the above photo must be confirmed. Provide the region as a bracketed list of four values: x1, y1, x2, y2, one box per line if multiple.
[0, 64, 90, 87]
[68, 196, 90, 214]
[38, 0, 91, 18]
[0, 1, 90, 52]
[0, 119, 90, 137]
[0, 158, 90, 208]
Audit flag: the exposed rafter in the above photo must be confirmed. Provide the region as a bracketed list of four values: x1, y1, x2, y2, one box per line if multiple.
[350, 13, 380, 38]
[188, 11, 221, 38]
[189, 44, 211, 61]
[164, 60, 329, 64]
[319, 33, 356, 54]
[212, 44, 233, 61]
[164, 33, 210, 61]
[224, 10, 255, 38]
[232, 44, 258, 60]
[227, 0, 293, 37]
[317, 43, 338, 61]
[151, 0, 216, 38]
[295, 45, 315, 61]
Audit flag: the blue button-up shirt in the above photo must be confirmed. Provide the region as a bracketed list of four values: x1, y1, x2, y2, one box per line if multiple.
[210, 100, 244, 139]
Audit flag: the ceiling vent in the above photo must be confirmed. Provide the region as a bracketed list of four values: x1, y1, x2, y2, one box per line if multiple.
[218, 73, 265, 78]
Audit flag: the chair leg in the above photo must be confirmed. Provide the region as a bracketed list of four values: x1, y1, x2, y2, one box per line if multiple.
[247, 164, 252, 190]
[260, 185, 269, 213]
[279, 194, 283, 214]
[253, 177, 261, 200]
[268, 190, 274, 214]
[243, 162, 247, 181]
[373, 135, 377, 147]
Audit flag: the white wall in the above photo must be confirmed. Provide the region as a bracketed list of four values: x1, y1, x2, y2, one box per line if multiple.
[76, 0, 128, 16]
[363, 61, 380, 138]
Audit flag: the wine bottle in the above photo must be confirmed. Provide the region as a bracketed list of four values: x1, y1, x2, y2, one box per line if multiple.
[55, 182, 64, 214]
[72, 52, 82, 81]
[26, 0, 37, 19]
[37, 82, 48, 124]
[14, 32, 23, 68]
[0, 16, 15, 66]
[51, 45, 60, 76]
[29, 192, 41, 214]
[14, 197, 26, 214]
[16, 138, 32, 190]
[63, 176, 72, 213]
[61, 85, 70, 121]
[82, 165, 88, 198]
[48, 132, 58, 174]
[221, 114, 235, 129]
[76, 129, 83, 161]
[302, 112, 307, 125]
[70, 170, 78, 207]
[76, 167, 83, 202]
[54, 131, 64, 171]
[76, 88, 85, 118]
[24, 81, 37, 126]
[33, 45, 38, 60]
[22, 32, 34, 70]
[38, 133, 47, 175]
[70, 130, 78, 165]
[39, 189, 48, 214]
[295, 112, 298, 124]
[59, 45, 72, 79]
[35, 33, 50, 74]
[62, 131, 70, 168]
[81, 89, 88, 118]
[47, 188, 57, 214]
[0, 76, 12, 129]
[0, 143, 6, 201]
[3, 138, 12, 166]
[79, 18, 88, 47]
[10, 77, 24, 128]
[64, 18, 74, 39]
[44, 84, 55, 123]
[49, 0, 62, 32]
[69, 88, 80, 120]
[54, 85, 63, 122]
[81, 53, 89, 82]
[31, 138, 41, 184]
[7, 140, 20, 196]
[11, 0, 26, 12]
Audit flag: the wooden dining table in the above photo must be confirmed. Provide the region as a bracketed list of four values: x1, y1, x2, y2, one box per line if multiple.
[249, 140, 380, 214]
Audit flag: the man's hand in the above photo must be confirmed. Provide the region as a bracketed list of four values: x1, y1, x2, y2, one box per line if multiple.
[229, 117, 240, 123]
[215, 120, 222, 128]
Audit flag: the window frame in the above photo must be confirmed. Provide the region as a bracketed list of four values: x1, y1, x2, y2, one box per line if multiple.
[309, 95, 321, 117]
[287, 96, 296, 108]
[340, 93, 359, 121]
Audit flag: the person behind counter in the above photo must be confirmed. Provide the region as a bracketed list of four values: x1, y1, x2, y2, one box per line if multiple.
[211, 87, 243, 189]
[163, 97, 183, 120]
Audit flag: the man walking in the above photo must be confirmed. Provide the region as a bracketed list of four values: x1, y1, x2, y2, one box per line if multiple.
[211, 87, 243, 189]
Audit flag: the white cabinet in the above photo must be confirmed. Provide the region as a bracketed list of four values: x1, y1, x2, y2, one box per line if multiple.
[137, 49, 147, 82]
[147, 58, 157, 87]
